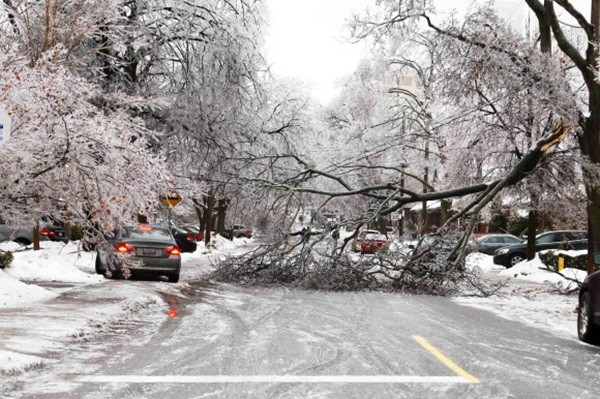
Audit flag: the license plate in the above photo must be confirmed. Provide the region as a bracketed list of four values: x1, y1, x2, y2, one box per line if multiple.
[142, 248, 156, 255]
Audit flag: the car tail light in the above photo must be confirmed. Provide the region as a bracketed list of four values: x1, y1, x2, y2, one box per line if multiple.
[116, 242, 134, 253]
[186, 234, 195, 242]
[166, 246, 180, 256]
[139, 224, 153, 232]
[39, 226, 56, 237]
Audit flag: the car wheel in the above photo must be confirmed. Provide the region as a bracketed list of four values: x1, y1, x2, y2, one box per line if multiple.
[168, 273, 180, 283]
[508, 254, 525, 267]
[578, 291, 600, 344]
[15, 237, 31, 246]
[94, 255, 104, 275]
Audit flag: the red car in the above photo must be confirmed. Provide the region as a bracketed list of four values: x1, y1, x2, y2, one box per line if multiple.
[360, 233, 389, 254]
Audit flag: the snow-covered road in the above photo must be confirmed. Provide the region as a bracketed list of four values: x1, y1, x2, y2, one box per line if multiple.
[5, 281, 600, 399]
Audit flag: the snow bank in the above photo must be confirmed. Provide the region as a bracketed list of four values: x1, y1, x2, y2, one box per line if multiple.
[0, 350, 45, 375]
[0, 269, 57, 308]
[211, 235, 238, 251]
[1, 241, 102, 284]
[465, 252, 504, 273]
[498, 255, 587, 290]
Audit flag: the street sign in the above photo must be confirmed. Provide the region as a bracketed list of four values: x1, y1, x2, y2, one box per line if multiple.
[391, 212, 401, 221]
[0, 103, 11, 145]
[160, 191, 182, 208]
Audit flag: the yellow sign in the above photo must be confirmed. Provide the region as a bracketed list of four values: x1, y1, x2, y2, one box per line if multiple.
[558, 257, 565, 272]
[160, 191, 182, 208]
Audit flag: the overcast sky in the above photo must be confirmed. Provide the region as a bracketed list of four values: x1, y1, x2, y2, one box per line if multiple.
[262, 0, 540, 105]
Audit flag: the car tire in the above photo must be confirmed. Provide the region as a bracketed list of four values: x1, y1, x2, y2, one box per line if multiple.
[578, 291, 600, 344]
[168, 273, 180, 283]
[95, 255, 104, 275]
[508, 253, 525, 268]
[15, 237, 31, 246]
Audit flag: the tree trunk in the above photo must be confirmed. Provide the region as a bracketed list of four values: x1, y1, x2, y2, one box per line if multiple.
[193, 197, 204, 230]
[33, 222, 40, 251]
[216, 198, 229, 234]
[526, 210, 537, 260]
[203, 192, 215, 245]
[440, 199, 451, 225]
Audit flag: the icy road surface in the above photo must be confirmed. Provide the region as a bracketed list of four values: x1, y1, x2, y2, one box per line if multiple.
[5, 282, 600, 399]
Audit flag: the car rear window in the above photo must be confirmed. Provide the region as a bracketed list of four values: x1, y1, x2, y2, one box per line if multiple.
[124, 226, 172, 240]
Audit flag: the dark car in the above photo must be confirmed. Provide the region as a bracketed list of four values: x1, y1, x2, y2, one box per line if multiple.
[39, 219, 68, 243]
[170, 227, 198, 253]
[95, 225, 181, 283]
[182, 225, 204, 241]
[578, 253, 600, 344]
[469, 234, 522, 255]
[493, 230, 587, 268]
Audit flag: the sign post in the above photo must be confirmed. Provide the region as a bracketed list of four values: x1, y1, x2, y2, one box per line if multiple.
[160, 191, 183, 227]
[0, 103, 12, 145]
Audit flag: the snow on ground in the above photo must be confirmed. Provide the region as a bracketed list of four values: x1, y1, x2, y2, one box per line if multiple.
[0, 236, 254, 376]
[1, 241, 103, 284]
[459, 251, 585, 341]
[0, 269, 57, 307]
[456, 288, 579, 340]
[497, 255, 586, 290]
[0, 350, 45, 376]
[465, 252, 505, 273]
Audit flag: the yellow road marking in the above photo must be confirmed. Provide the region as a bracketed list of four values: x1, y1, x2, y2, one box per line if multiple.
[412, 335, 481, 384]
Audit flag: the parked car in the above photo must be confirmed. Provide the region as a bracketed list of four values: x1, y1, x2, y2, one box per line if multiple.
[578, 252, 600, 344]
[493, 230, 587, 268]
[360, 233, 389, 254]
[95, 225, 181, 283]
[232, 224, 253, 238]
[182, 225, 203, 241]
[38, 219, 68, 243]
[468, 233, 523, 255]
[351, 229, 381, 252]
[170, 227, 198, 253]
[0, 218, 67, 245]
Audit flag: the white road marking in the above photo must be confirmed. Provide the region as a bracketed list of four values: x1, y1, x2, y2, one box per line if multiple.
[74, 375, 472, 384]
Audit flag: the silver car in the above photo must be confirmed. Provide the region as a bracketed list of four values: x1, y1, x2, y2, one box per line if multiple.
[95, 225, 181, 283]
[0, 218, 67, 245]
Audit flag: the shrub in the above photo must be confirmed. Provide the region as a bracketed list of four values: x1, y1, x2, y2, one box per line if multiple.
[539, 250, 587, 271]
[488, 213, 508, 233]
[507, 216, 528, 237]
[0, 250, 13, 269]
[69, 225, 84, 241]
